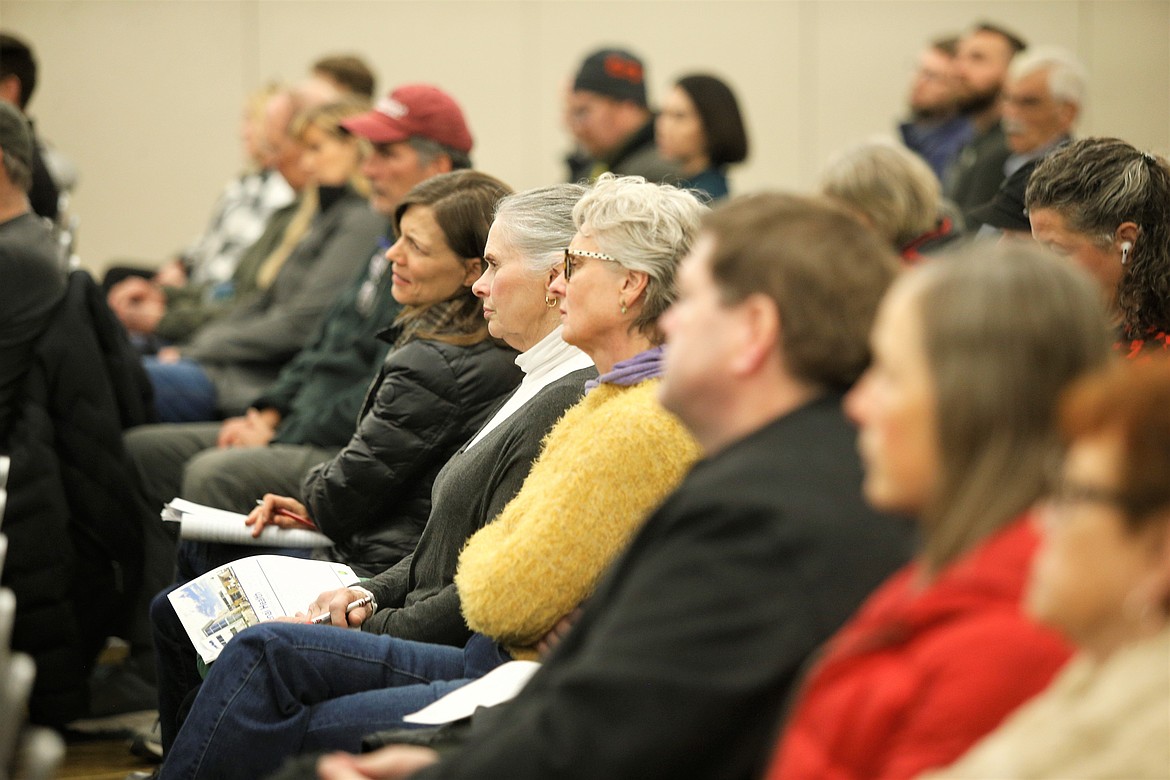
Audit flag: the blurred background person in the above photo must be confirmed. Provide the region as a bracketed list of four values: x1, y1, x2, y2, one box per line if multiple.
[564, 47, 679, 184]
[767, 244, 1111, 780]
[963, 47, 1084, 240]
[944, 22, 1027, 223]
[308, 53, 376, 100]
[820, 139, 962, 263]
[0, 31, 70, 220]
[924, 358, 1170, 779]
[106, 86, 301, 342]
[1026, 137, 1170, 352]
[0, 100, 55, 255]
[654, 73, 748, 201]
[1000, 46, 1084, 176]
[898, 35, 971, 182]
[144, 97, 383, 422]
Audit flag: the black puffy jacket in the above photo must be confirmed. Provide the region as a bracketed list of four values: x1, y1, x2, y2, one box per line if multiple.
[4, 271, 154, 725]
[302, 328, 522, 576]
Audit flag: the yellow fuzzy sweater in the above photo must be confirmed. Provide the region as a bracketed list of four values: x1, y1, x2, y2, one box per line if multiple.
[454, 379, 700, 660]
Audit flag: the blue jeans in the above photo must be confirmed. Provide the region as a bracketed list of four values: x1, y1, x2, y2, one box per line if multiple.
[158, 625, 509, 780]
[144, 357, 218, 423]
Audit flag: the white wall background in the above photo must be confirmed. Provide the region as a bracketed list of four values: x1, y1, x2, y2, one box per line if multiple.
[2, 0, 1168, 273]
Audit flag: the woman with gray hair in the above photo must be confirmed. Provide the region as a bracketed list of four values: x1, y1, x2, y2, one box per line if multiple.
[820, 140, 962, 263]
[156, 177, 707, 779]
[1026, 137, 1170, 353]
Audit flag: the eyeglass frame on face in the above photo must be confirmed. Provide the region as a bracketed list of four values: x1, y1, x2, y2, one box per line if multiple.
[563, 248, 620, 281]
[1044, 472, 1168, 524]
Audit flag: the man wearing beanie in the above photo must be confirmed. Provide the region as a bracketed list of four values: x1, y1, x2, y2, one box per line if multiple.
[565, 47, 679, 184]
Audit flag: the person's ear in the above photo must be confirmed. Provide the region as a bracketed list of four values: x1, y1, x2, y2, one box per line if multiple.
[0, 75, 20, 107]
[428, 155, 454, 176]
[1140, 516, 1170, 607]
[462, 257, 483, 286]
[619, 269, 650, 308]
[729, 293, 780, 376]
[1115, 222, 1140, 250]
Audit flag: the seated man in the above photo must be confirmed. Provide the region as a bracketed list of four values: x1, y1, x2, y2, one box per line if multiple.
[106, 88, 306, 345]
[0, 100, 62, 434]
[564, 47, 679, 183]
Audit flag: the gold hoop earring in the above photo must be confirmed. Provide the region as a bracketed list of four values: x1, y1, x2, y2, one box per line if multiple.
[545, 296, 558, 308]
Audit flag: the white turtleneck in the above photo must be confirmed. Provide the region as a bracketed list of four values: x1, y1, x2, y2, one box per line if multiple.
[464, 325, 594, 450]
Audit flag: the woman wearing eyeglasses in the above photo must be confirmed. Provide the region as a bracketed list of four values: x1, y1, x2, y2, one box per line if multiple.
[923, 359, 1170, 779]
[155, 175, 706, 780]
[766, 244, 1111, 780]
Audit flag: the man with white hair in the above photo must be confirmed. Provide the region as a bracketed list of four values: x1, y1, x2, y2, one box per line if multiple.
[1001, 47, 1084, 175]
[968, 47, 1085, 236]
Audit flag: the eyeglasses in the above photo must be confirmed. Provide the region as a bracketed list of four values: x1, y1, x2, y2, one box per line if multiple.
[1045, 476, 1165, 521]
[563, 248, 620, 281]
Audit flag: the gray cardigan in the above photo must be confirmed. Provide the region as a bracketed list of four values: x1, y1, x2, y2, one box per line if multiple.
[362, 366, 597, 646]
[186, 187, 387, 414]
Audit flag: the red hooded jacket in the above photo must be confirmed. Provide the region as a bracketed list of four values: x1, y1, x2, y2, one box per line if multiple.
[767, 517, 1071, 780]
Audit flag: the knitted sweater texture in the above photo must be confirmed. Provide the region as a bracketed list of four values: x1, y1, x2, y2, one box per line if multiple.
[455, 379, 700, 659]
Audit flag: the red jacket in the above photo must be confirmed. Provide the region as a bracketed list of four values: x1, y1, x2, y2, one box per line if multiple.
[766, 517, 1071, 780]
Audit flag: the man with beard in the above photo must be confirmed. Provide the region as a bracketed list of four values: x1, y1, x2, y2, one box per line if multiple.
[898, 36, 972, 182]
[943, 22, 1026, 224]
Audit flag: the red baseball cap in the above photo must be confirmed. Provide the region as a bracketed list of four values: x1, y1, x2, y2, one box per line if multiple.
[341, 84, 473, 153]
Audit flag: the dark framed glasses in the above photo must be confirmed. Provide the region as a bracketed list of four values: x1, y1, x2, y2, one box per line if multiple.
[563, 248, 619, 281]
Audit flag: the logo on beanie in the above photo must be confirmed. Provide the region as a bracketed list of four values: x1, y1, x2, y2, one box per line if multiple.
[604, 54, 643, 85]
[376, 97, 408, 120]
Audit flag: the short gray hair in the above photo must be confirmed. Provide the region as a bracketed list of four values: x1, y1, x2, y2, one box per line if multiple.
[1008, 46, 1087, 106]
[492, 183, 587, 273]
[408, 136, 471, 171]
[820, 139, 940, 250]
[574, 173, 708, 340]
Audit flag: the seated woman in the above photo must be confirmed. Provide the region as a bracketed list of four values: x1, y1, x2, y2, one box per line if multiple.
[170, 170, 523, 579]
[144, 98, 386, 422]
[155, 174, 706, 780]
[923, 358, 1170, 779]
[149, 180, 598, 758]
[819, 139, 962, 263]
[766, 244, 1113, 780]
[1025, 137, 1170, 353]
[655, 74, 748, 201]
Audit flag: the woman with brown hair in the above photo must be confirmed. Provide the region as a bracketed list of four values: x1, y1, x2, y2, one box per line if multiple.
[766, 244, 1112, 780]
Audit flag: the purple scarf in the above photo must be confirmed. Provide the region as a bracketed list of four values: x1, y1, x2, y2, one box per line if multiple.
[584, 346, 664, 392]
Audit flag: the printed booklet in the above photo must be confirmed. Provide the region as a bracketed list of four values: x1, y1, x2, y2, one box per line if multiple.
[168, 554, 359, 664]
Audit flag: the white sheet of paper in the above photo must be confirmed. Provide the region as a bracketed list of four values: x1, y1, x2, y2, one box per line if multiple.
[162, 497, 332, 548]
[402, 660, 541, 725]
